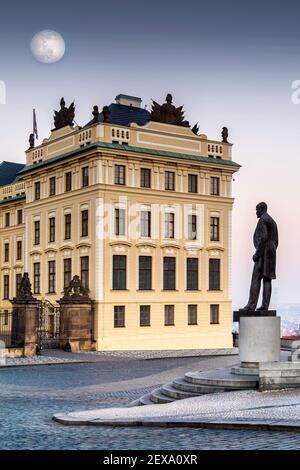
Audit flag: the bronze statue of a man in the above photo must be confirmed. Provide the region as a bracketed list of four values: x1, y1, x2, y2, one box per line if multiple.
[241, 202, 278, 311]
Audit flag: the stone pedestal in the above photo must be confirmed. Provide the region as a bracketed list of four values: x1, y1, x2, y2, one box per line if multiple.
[239, 315, 281, 367]
[11, 302, 39, 357]
[58, 301, 93, 352]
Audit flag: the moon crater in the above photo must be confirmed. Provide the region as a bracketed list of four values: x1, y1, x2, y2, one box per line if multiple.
[31, 30, 65, 64]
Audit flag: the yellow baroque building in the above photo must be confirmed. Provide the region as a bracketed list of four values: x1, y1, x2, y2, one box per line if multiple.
[0, 94, 240, 350]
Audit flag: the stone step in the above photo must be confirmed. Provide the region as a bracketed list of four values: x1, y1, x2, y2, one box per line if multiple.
[288, 355, 300, 362]
[172, 377, 232, 394]
[138, 393, 153, 406]
[184, 368, 258, 389]
[150, 387, 175, 404]
[231, 366, 259, 376]
[126, 398, 142, 407]
[160, 383, 200, 400]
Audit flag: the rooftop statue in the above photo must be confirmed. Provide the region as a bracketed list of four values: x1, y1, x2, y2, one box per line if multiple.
[54, 98, 75, 129]
[192, 123, 199, 135]
[222, 126, 229, 143]
[102, 106, 110, 123]
[240, 202, 278, 311]
[29, 133, 35, 149]
[92, 105, 99, 122]
[150, 94, 189, 127]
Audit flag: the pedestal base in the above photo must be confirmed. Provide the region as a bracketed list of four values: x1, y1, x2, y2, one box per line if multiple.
[239, 316, 281, 366]
[233, 310, 276, 322]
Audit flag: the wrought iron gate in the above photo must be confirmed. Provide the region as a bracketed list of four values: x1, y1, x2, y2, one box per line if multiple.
[37, 300, 60, 349]
[0, 309, 22, 348]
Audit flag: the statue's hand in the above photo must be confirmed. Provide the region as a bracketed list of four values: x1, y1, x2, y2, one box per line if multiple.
[253, 253, 259, 262]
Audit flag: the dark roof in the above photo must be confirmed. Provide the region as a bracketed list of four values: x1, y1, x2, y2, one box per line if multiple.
[0, 161, 25, 187]
[85, 103, 151, 127]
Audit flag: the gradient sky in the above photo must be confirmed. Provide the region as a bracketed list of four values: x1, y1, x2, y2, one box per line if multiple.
[1, 0, 300, 306]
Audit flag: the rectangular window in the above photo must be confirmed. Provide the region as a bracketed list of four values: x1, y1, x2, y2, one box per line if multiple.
[210, 217, 220, 241]
[33, 262, 40, 294]
[115, 165, 126, 185]
[115, 208, 125, 236]
[16, 240, 22, 261]
[140, 305, 151, 327]
[65, 214, 71, 240]
[3, 275, 9, 299]
[113, 255, 126, 290]
[4, 243, 9, 263]
[139, 256, 152, 290]
[210, 177, 220, 196]
[210, 304, 220, 324]
[164, 305, 174, 326]
[141, 211, 151, 237]
[187, 258, 198, 290]
[5, 213, 10, 227]
[3, 310, 9, 326]
[81, 210, 89, 237]
[188, 174, 198, 193]
[81, 256, 89, 289]
[188, 304, 198, 325]
[34, 221, 40, 245]
[49, 177, 56, 196]
[16, 273, 22, 296]
[82, 167, 89, 187]
[209, 258, 220, 290]
[188, 214, 197, 240]
[163, 257, 176, 290]
[165, 212, 175, 239]
[165, 171, 175, 190]
[140, 168, 151, 188]
[63, 258, 72, 290]
[114, 305, 125, 328]
[65, 172, 72, 192]
[17, 210, 23, 225]
[35, 181, 41, 200]
[49, 217, 55, 242]
[48, 261, 56, 293]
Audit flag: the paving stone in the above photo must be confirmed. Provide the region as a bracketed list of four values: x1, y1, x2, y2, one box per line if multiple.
[54, 388, 300, 432]
[2, 349, 300, 450]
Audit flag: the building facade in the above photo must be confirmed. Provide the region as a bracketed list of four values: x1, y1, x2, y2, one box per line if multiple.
[0, 93, 240, 350]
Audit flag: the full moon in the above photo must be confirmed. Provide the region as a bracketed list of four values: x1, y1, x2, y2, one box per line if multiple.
[30, 30, 65, 64]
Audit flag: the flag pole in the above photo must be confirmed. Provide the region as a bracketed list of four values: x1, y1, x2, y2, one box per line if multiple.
[33, 108, 38, 140]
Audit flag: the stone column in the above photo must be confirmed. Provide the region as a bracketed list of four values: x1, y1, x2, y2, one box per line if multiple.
[11, 302, 40, 357]
[58, 275, 94, 352]
[11, 273, 39, 357]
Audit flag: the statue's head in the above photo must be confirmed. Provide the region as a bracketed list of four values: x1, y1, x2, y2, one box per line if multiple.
[166, 93, 173, 104]
[256, 202, 267, 218]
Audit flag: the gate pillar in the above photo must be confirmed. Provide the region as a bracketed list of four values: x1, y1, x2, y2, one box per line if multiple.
[11, 273, 39, 357]
[58, 276, 94, 352]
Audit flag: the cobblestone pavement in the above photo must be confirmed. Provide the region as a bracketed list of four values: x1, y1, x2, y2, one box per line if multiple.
[75, 348, 238, 360]
[0, 348, 237, 368]
[0, 355, 88, 367]
[56, 387, 300, 430]
[0, 352, 299, 449]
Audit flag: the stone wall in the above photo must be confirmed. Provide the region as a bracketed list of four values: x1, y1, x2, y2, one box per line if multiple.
[259, 362, 300, 391]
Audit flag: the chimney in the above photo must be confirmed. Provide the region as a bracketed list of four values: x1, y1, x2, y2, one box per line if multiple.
[115, 94, 142, 108]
